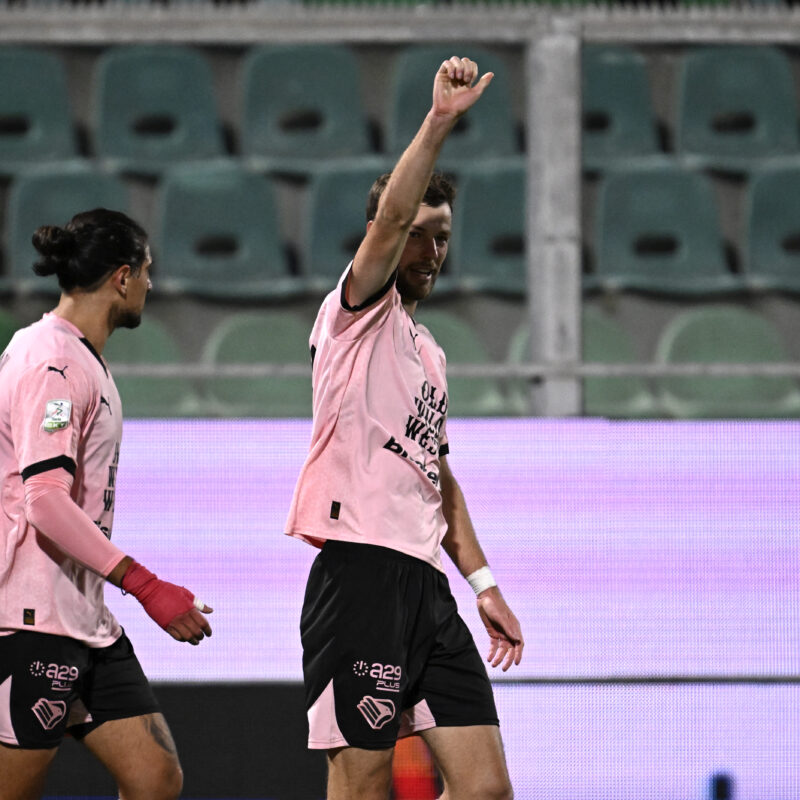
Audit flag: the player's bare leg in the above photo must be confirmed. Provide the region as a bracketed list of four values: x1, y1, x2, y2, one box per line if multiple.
[421, 725, 513, 800]
[326, 744, 395, 800]
[82, 712, 183, 800]
[0, 744, 58, 800]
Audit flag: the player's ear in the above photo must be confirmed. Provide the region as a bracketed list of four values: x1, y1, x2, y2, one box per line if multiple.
[110, 264, 132, 297]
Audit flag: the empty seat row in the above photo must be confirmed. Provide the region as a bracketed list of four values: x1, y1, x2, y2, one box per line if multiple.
[583, 44, 800, 174]
[587, 162, 800, 295]
[512, 305, 800, 419]
[5, 305, 796, 419]
[0, 43, 520, 177]
[0, 160, 527, 299]
[8, 157, 800, 300]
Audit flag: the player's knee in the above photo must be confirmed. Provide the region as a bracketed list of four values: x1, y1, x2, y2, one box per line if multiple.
[119, 757, 183, 800]
[156, 759, 183, 800]
[462, 773, 513, 800]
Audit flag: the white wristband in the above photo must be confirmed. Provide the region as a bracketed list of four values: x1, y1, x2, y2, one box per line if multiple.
[467, 566, 497, 596]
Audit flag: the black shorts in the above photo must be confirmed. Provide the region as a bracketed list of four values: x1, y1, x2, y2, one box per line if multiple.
[0, 630, 160, 749]
[301, 541, 498, 750]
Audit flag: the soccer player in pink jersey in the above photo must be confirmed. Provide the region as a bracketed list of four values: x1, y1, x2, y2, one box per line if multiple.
[286, 56, 524, 799]
[0, 209, 212, 800]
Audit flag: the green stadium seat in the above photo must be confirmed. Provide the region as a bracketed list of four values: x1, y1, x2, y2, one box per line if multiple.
[506, 309, 659, 418]
[744, 163, 800, 293]
[449, 158, 526, 296]
[154, 162, 302, 300]
[93, 45, 225, 174]
[590, 164, 743, 295]
[676, 46, 800, 173]
[5, 164, 130, 295]
[655, 305, 800, 418]
[103, 317, 201, 418]
[240, 44, 371, 173]
[201, 311, 312, 418]
[0, 47, 79, 175]
[582, 45, 665, 173]
[415, 308, 507, 417]
[386, 46, 518, 169]
[303, 158, 392, 291]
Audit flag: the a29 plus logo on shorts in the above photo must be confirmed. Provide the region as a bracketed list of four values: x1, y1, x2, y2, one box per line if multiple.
[351, 661, 402, 693]
[29, 660, 79, 692]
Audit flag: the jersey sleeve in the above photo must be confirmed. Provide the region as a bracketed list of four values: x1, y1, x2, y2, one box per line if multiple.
[326, 263, 397, 341]
[11, 360, 95, 481]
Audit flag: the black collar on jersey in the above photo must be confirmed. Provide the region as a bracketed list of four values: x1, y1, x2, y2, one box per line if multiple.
[79, 337, 108, 377]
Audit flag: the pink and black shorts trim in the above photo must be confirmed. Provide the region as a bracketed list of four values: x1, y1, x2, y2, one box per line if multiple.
[301, 541, 498, 750]
[0, 630, 159, 749]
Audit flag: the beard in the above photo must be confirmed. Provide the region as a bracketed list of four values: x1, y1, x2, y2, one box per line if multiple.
[110, 307, 143, 331]
[396, 267, 438, 304]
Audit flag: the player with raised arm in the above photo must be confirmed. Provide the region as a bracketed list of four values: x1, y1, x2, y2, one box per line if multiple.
[0, 209, 212, 800]
[286, 56, 524, 799]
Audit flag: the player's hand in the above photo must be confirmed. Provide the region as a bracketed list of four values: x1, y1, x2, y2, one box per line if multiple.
[476, 586, 524, 671]
[121, 560, 213, 645]
[432, 56, 493, 121]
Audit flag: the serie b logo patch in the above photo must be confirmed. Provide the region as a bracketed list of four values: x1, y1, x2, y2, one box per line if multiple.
[42, 400, 72, 433]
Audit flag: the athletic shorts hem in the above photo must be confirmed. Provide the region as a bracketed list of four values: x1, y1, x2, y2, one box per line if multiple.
[0, 736, 58, 751]
[68, 704, 162, 740]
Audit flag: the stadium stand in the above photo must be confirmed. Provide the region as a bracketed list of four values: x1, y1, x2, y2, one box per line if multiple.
[93, 45, 226, 174]
[200, 310, 313, 417]
[655, 304, 800, 418]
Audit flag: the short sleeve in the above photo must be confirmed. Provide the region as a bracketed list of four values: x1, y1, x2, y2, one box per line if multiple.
[11, 361, 94, 480]
[326, 264, 398, 341]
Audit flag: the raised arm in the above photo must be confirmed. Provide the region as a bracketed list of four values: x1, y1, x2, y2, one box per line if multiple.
[439, 456, 524, 671]
[346, 56, 493, 308]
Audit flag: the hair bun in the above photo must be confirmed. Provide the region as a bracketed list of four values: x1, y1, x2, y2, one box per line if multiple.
[32, 225, 77, 277]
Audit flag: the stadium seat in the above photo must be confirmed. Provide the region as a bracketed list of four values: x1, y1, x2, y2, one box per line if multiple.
[676, 46, 800, 173]
[744, 163, 800, 293]
[201, 311, 312, 417]
[414, 308, 507, 417]
[449, 158, 526, 296]
[103, 317, 201, 418]
[0, 309, 21, 352]
[5, 164, 130, 294]
[93, 45, 226, 174]
[655, 305, 800, 418]
[0, 46, 79, 175]
[581, 45, 664, 173]
[507, 309, 659, 418]
[590, 164, 743, 295]
[154, 162, 302, 300]
[240, 44, 371, 173]
[303, 158, 392, 290]
[386, 46, 518, 169]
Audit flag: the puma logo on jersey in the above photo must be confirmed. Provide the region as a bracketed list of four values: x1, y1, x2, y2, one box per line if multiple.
[47, 365, 68, 379]
[100, 396, 112, 415]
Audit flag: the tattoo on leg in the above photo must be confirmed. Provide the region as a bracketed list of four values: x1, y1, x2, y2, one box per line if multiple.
[143, 715, 178, 758]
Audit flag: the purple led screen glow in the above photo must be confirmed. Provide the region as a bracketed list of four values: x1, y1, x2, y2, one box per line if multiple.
[106, 418, 800, 682]
[104, 419, 800, 799]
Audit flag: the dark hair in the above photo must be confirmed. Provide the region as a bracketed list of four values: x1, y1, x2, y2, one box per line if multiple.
[32, 208, 148, 292]
[366, 171, 456, 223]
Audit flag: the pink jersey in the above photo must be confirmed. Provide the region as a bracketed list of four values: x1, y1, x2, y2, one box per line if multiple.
[286, 268, 450, 570]
[0, 313, 123, 646]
